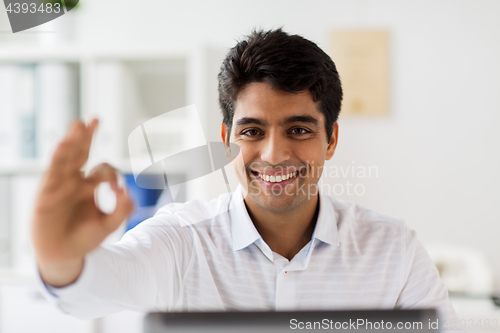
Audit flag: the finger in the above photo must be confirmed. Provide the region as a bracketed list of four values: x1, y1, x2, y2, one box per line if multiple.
[76, 118, 99, 170]
[44, 120, 98, 190]
[49, 120, 88, 178]
[46, 121, 84, 175]
[88, 118, 99, 133]
[103, 188, 134, 234]
[46, 140, 73, 181]
[86, 163, 119, 190]
[65, 119, 84, 139]
[66, 119, 99, 171]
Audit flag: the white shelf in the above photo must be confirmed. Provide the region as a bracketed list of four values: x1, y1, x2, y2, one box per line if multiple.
[0, 159, 187, 176]
[0, 162, 46, 175]
[0, 44, 195, 62]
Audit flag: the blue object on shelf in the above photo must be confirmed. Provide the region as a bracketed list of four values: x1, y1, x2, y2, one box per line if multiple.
[124, 173, 165, 231]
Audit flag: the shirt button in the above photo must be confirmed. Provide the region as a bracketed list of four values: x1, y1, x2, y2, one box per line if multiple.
[283, 271, 288, 276]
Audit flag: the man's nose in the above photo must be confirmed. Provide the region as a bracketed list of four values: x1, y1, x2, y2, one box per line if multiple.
[260, 132, 291, 165]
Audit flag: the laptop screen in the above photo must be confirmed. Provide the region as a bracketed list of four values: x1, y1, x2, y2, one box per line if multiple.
[144, 309, 439, 333]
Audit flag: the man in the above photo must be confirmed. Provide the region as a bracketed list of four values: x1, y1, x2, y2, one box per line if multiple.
[33, 29, 458, 325]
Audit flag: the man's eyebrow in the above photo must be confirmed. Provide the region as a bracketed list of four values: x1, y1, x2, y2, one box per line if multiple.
[234, 117, 267, 126]
[282, 115, 320, 127]
[234, 115, 320, 127]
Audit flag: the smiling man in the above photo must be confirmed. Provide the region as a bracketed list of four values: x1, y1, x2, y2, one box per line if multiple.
[224, 82, 337, 261]
[33, 29, 459, 326]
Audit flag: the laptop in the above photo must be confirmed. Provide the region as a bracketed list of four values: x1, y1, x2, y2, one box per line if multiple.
[144, 309, 439, 333]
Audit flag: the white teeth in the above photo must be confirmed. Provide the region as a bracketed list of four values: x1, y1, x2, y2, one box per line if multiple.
[258, 172, 297, 183]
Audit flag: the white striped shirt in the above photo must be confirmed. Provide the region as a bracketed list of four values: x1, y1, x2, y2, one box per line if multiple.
[40, 186, 458, 325]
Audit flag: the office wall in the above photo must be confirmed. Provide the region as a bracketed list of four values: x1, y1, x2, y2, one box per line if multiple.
[4, 0, 500, 278]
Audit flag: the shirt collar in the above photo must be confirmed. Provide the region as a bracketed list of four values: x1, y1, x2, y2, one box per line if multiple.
[229, 185, 261, 252]
[314, 190, 340, 246]
[229, 185, 340, 252]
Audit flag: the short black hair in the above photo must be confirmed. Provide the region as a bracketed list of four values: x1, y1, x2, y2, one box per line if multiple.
[218, 28, 343, 142]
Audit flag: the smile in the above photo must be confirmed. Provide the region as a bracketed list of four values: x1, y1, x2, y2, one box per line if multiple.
[253, 171, 299, 183]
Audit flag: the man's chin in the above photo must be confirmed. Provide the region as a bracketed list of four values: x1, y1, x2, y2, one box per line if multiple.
[247, 191, 301, 213]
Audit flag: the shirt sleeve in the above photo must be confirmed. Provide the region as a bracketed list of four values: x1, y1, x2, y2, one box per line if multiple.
[35, 214, 194, 320]
[395, 228, 460, 331]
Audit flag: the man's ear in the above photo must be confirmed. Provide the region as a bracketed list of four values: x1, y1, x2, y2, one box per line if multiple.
[325, 122, 339, 161]
[220, 123, 232, 158]
[221, 123, 229, 146]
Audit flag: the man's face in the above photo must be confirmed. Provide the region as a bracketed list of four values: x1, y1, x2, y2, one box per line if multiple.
[222, 82, 338, 214]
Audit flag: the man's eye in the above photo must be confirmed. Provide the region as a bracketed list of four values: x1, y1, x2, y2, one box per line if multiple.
[290, 128, 310, 135]
[241, 129, 261, 136]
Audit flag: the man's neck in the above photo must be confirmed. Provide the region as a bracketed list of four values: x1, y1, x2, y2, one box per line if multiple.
[244, 194, 320, 261]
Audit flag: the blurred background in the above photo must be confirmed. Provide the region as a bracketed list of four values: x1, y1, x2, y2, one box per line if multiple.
[0, 0, 499, 332]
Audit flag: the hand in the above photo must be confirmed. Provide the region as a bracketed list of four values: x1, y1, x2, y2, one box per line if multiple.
[32, 119, 134, 287]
